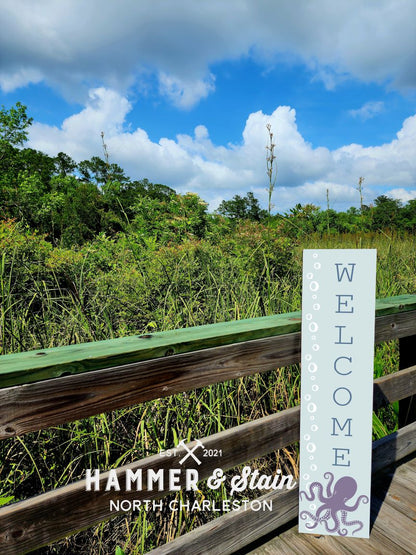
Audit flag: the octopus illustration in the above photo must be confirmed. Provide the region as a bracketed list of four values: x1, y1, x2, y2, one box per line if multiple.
[300, 472, 369, 536]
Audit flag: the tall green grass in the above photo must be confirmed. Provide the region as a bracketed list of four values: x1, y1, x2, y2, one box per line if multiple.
[1, 225, 414, 553]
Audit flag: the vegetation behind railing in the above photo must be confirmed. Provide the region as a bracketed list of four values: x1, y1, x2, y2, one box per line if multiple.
[0, 295, 416, 554]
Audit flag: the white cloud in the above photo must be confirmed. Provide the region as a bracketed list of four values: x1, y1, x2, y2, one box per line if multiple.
[387, 188, 416, 203]
[278, 182, 359, 211]
[27, 88, 416, 212]
[1, 1, 415, 105]
[29, 88, 131, 159]
[349, 101, 385, 120]
[158, 72, 216, 109]
[331, 114, 416, 188]
[0, 67, 43, 92]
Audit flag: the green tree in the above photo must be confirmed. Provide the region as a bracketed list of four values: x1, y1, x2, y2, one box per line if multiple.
[78, 156, 129, 185]
[281, 203, 320, 237]
[132, 192, 208, 243]
[17, 148, 55, 185]
[217, 192, 267, 221]
[60, 182, 103, 245]
[372, 195, 403, 230]
[0, 102, 33, 158]
[0, 103, 34, 216]
[400, 199, 416, 231]
[54, 152, 77, 177]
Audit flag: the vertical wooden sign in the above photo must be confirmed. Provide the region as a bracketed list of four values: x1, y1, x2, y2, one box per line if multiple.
[299, 249, 377, 538]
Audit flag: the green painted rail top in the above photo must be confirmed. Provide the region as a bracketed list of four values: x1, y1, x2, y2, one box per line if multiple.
[1, 294, 416, 388]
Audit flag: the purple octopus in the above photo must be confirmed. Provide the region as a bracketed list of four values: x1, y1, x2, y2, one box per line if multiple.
[300, 472, 369, 536]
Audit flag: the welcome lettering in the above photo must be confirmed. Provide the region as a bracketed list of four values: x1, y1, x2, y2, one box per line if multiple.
[299, 250, 376, 538]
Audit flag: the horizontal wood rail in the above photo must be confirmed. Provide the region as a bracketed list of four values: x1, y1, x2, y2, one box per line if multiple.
[2, 300, 416, 439]
[1, 367, 416, 555]
[1, 294, 416, 554]
[1, 294, 416, 388]
[146, 422, 416, 555]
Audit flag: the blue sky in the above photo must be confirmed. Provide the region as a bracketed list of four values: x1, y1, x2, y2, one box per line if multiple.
[1, 0, 416, 212]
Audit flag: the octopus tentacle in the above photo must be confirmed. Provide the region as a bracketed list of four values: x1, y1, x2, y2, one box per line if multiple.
[301, 509, 329, 522]
[300, 482, 326, 502]
[345, 494, 369, 512]
[322, 510, 341, 534]
[305, 510, 330, 530]
[301, 474, 367, 536]
[316, 505, 330, 519]
[323, 472, 334, 499]
[300, 510, 320, 529]
[341, 510, 364, 535]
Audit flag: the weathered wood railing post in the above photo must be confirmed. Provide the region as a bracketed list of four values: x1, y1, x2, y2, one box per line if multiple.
[399, 335, 416, 427]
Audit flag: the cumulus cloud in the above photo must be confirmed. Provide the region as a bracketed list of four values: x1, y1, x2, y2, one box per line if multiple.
[331, 114, 416, 188]
[158, 72, 216, 109]
[387, 188, 416, 203]
[1, 0, 415, 105]
[29, 88, 132, 159]
[349, 101, 385, 120]
[0, 67, 43, 92]
[27, 88, 416, 212]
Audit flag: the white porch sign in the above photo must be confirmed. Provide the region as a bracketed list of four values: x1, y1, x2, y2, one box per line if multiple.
[299, 249, 377, 538]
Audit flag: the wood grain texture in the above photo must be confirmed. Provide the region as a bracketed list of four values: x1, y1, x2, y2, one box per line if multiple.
[0, 407, 300, 554]
[370, 494, 416, 554]
[148, 487, 300, 555]
[398, 335, 416, 428]
[0, 332, 301, 438]
[371, 420, 416, 474]
[145, 426, 416, 555]
[2, 318, 416, 439]
[0, 309, 304, 388]
[1, 295, 416, 388]
[372, 365, 416, 411]
[0, 405, 415, 553]
[1, 296, 415, 554]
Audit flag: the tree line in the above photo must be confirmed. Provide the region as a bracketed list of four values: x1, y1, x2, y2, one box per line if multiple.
[1, 102, 415, 247]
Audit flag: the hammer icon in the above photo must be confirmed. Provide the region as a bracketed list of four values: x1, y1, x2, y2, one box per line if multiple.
[178, 439, 204, 465]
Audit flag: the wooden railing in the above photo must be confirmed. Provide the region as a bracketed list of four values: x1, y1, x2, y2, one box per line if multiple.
[1, 295, 416, 554]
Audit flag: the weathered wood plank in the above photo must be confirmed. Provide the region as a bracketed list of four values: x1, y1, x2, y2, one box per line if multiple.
[370, 494, 416, 554]
[0, 407, 300, 554]
[380, 478, 416, 521]
[330, 528, 409, 555]
[276, 527, 332, 554]
[405, 456, 416, 473]
[372, 365, 416, 411]
[373, 294, 416, 315]
[1, 412, 414, 555]
[1, 334, 416, 440]
[280, 527, 351, 554]
[371, 419, 416, 474]
[281, 524, 409, 555]
[150, 487, 299, 555]
[399, 335, 416, 427]
[374, 309, 416, 343]
[0, 310, 304, 388]
[263, 525, 409, 555]
[388, 460, 416, 482]
[248, 532, 299, 555]
[0, 332, 301, 438]
[146, 426, 416, 555]
[1, 295, 415, 388]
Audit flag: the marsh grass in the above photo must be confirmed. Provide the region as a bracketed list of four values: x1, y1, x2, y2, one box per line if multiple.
[0, 228, 414, 553]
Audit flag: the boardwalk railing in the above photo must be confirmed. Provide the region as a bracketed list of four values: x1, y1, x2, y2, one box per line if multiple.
[1, 295, 416, 554]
